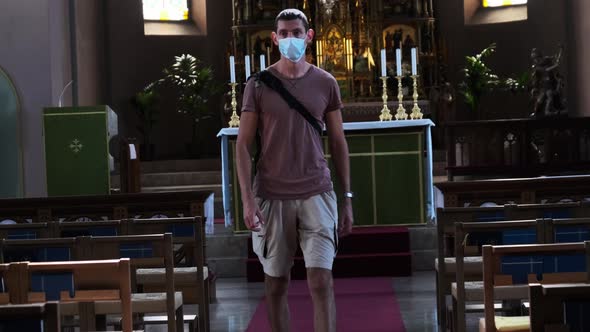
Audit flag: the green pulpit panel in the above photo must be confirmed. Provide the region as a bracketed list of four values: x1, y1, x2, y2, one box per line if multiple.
[43, 106, 118, 196]
[220, 121, 434, 232]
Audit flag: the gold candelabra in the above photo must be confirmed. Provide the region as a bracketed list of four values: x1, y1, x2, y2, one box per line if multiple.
[228, 82, 240, 128]
[395, 76, 407, 120]
[378, 76, 392, 121]
[410, 75, 423, 120]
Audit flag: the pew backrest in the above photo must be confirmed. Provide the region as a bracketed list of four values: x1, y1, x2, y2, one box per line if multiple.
[482, 242, 590, 332]
[0, 191, 213, 223]
[0, 301, 60, 332]
[529, 283, 590, 332]
[0, 234, 176, 332]
[4, 259, 133, 331]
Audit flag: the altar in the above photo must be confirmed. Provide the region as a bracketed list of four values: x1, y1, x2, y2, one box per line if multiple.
[217, 120, 435, 232]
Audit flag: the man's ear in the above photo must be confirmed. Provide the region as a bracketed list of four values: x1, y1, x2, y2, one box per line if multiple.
[306, 29, 315, 45]
[271, 32, 279, 46]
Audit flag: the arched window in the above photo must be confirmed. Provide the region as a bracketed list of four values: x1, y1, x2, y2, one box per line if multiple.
[483, 0, 527, 7]
[142, 0, 189, 21]
[142, 0, 207, 36]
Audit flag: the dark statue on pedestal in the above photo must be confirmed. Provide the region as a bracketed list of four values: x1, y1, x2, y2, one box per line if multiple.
[529, 46, 567, 117]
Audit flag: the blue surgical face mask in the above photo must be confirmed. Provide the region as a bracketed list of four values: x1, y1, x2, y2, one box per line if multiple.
[278, 37, 307, 63]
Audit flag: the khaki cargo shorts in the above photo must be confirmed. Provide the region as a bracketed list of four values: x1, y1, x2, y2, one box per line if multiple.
[252, 191, 339, 277]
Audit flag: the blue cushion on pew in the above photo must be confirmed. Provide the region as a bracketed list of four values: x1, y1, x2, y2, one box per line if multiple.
[554, 226, 590, 243]
[466, 212, 506, 246]
[475, 211, 506, 222]
[501, 253, 587, 284]
[168, 224, 194, 237]
[60, 227, 117, 237]
[0, 319, 42, 332]
[502, 229, 537, 245]
[543, 254, 586, 273]
[7, 230, 37, 240]
[499, 229, 540, 282]
[119, 243, 153, 258]
[543, 209, 572, 219]
[501, 255, 544, 284]
[3, 248, 74, 302]
[3, 248, 71, 263]
[31, 272, 74, 301]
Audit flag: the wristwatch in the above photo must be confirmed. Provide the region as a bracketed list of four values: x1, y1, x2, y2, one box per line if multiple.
[344, 191, 354, 199]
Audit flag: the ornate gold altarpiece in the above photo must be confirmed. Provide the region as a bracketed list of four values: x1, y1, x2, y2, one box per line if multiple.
[228, 0, 438, 114]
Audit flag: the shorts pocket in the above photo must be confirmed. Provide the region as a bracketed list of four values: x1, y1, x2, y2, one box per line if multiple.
[333, 221, 339, 255]
[253, 197, 270, 259]
[252, 230, 268, 259]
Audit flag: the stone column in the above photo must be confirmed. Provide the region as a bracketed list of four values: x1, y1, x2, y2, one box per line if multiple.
[568, 0, 590, 117]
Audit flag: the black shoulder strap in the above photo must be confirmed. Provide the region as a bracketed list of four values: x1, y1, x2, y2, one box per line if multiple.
[254, 70, 323, 136]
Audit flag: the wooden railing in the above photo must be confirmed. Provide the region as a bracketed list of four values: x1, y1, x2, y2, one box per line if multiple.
[435, 174, 590, 207]
[0, 190, 213, 224]
[444, 117, 590, 180]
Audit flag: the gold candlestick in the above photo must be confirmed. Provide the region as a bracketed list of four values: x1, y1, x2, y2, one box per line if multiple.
[395, 76, 408, 120]
[228, 82, 240, 128]
[410, 75, 423, 120]
[379, 76, 393, 121]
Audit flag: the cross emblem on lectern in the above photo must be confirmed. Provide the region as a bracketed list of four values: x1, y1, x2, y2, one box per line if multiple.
[69, 139, 83, 153]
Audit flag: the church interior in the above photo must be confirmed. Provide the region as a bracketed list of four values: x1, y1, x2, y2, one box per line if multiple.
[1, 0, 590, 331]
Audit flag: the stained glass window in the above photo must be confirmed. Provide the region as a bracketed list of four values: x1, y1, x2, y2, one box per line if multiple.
[143, 0, 189, 21]
[483, 0, 527, 7]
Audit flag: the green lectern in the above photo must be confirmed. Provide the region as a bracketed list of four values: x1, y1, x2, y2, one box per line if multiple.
[43, 105, 118, 196]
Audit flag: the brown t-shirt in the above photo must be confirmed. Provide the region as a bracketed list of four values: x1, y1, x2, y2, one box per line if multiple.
[241, 65, 343, 200]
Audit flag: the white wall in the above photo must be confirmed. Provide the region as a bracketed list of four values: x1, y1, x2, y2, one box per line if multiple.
[571, 0, 590, 117]
[0, 0, 72, 197]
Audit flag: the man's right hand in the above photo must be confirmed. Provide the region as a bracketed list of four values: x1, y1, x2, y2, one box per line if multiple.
[243, 198, 265, 232]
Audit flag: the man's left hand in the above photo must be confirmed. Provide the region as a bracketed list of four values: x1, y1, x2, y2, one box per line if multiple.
[338, 199, 353, 237]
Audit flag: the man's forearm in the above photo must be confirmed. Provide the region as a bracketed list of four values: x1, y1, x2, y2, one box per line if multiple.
[236, 143, 254, 202]
[330, 140, 351, 194]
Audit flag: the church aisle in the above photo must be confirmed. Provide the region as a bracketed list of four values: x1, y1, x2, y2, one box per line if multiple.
[147, 271, 446, 331]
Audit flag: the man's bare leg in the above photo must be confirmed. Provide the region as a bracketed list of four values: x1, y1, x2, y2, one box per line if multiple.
[265, 274, 290, 332]
[307, 267, 336, 332]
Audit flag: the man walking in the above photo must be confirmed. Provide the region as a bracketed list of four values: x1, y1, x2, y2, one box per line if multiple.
[236, 8, 354, 332]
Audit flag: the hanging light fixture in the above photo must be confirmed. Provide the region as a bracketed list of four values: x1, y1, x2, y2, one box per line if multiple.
[319, 0, 337, 16]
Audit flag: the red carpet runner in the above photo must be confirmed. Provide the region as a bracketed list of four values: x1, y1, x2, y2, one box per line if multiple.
[246, 277, 406, 332]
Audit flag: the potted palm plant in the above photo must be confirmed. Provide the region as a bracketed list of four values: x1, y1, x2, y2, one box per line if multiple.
[162, 54, 219, 157]
[459, 43, 501, 115]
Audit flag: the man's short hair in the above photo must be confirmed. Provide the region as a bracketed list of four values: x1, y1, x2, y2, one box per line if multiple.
[274, 9, 309, 31]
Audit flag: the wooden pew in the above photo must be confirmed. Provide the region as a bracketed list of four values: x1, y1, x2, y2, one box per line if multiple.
[437, 204, 505, 330]
[545, 217, 590, 244]
[480, 242, 590, 332]
[0, 234, 188, 332]
[0, 222, 56, 240]
[436, 176, 590, 208]
[452, 219, 546, 332]
[127, 217, 209, 332]
[0, 216, 210, 331]
[58, 219, 123, 237]
[451, 216, 590, 332]
[0, 190, 213, 223]
[529, 283, 590, 332]
[76, 233, 183, 332]
[0, 264, 8, 305]
[3, 259, 133, 332]
[0, 302, 60, 332]
[436, 202, 589, 330]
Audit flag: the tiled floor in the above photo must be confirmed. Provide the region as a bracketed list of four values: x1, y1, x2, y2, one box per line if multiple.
[147, 271, 451, 332]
